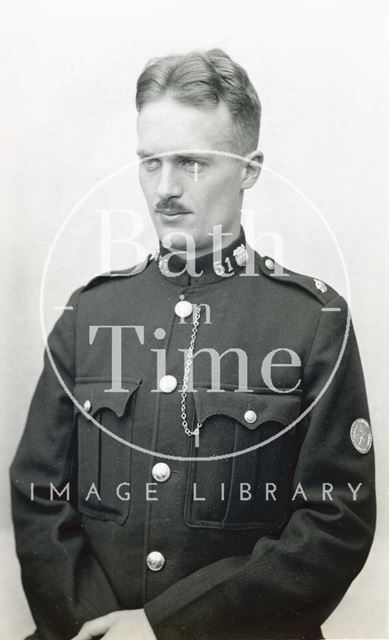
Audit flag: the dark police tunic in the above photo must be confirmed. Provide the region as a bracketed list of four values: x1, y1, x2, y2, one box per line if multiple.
[10, 229, 376, 640]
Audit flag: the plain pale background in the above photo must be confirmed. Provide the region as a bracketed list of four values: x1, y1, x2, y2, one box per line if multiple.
[1, 0, 388, 638]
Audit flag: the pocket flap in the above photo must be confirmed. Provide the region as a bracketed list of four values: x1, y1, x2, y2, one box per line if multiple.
[193, 389, 301, 430]
[73, 379, 141, 418]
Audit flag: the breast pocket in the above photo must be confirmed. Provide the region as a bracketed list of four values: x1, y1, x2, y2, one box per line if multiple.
[73, 379, 140, 523]
[184, 389, 302, 531]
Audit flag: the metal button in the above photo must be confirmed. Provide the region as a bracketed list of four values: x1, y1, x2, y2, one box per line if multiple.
[146, 551, 165, 572]
[313, 278, 328, 293]
[244, 410, 257, 424]
[159, 375, 178, 393]
[175, 300, 193, 319]
[152, 462, 171, 483]
[83, 399, 92, 413]
[265, 258, 275, 270]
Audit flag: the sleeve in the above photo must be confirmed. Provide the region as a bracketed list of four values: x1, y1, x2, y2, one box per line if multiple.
[144, 295, 376, 639]
[9, 287, 120, 640]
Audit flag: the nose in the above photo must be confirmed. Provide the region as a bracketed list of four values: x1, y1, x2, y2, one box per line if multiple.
[156, 163, 182, 200]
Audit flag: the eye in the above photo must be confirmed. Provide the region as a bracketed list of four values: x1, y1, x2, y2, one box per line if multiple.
[181, 159, 205, 173]
[182, 159, 197, 168]
[142, 157, 161, 170]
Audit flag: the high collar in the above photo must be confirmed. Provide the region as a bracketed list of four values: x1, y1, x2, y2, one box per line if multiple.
[155, 226, 249, 287]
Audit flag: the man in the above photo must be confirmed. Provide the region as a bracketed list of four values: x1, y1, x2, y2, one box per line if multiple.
[10, 49, 376, 640]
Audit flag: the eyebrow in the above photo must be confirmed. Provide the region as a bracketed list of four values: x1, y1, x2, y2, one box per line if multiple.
[136, 150, 211, 161]
[136, 149, 152, 158]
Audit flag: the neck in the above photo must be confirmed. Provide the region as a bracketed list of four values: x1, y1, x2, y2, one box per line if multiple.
[156, 225, 249, 286]
[160, 224, 242, 259]
[187, 227, 242, 258]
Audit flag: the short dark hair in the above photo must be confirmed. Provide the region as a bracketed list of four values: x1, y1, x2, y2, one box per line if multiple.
[136, 48, 261, 155]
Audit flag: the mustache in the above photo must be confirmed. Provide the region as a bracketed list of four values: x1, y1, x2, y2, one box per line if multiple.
[154, 200, 191, 214]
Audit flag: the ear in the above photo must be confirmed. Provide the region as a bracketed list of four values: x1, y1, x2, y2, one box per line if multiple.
[240, 150, 264, 190]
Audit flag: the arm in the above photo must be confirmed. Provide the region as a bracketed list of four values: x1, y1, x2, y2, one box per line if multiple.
[144, 295, 376, 639]
[10, 288, 121, 640]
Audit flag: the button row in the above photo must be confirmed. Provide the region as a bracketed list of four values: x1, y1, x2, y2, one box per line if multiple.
[156, 298, 192, 395]
[147, 463, 171, 571]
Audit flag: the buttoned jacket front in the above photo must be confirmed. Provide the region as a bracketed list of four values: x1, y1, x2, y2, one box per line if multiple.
[10, 237, 376, 640]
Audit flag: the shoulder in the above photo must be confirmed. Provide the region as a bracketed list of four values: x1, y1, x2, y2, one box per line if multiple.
[257, 253, 341, 306]
[81, 253, 155, 292]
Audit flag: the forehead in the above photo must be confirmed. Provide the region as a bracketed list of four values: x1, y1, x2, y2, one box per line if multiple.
[137, 96, 235, 155]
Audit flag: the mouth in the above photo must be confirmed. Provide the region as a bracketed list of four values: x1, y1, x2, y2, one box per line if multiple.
[154, 208, 190, 217]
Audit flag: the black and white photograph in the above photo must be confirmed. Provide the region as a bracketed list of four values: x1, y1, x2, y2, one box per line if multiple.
[1, 1, 388, 638]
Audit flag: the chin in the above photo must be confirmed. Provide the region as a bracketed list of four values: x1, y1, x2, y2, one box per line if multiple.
[157, 224, 200, 250]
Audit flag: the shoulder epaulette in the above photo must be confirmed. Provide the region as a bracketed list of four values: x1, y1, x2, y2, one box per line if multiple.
[82, 254, 153, 292]
[259, 255, 339, 304]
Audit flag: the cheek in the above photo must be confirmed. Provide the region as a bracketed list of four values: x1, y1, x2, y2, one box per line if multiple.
[198, 170, 240, 207]
[138, 169, 154, 201]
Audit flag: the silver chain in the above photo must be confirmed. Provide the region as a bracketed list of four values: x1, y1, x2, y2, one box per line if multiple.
[180, 304, 202, 438]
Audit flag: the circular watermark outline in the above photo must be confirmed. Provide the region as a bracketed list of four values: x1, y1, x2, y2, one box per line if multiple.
[40, 149, 351, 462]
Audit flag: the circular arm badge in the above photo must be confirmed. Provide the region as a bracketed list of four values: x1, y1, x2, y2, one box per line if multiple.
[350, 418, 373, 454]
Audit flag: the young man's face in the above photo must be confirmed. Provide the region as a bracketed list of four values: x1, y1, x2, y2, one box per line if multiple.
[137, 95, 257, 255]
